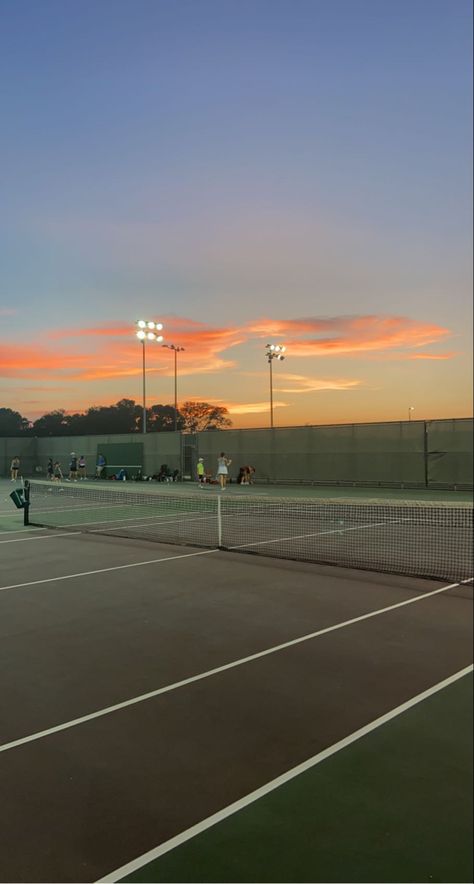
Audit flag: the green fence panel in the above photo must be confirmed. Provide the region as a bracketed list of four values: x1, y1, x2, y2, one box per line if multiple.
[3, 437, 37, 478]
[2, 419, 471, 487]
[143, 432, 181, 476]
[426, 419, 474, 487]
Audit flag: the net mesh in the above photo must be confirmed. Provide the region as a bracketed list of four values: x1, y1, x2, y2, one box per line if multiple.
[26, 480, 473, 582]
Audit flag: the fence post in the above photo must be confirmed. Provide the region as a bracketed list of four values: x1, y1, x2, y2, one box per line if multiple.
[423, 422, 429, 488]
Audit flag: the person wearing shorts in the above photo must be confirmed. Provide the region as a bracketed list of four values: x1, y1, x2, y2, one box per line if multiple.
[96, 454, 106, 479]
[46, 458, 54, 480]
[197, 457, 205, 487]
[216, 452, 231, 490]
[78, 455, 86, 479]
[53, 462, 63, 481]
[10, 456, 20, 481]
[68, 453, 78, 481]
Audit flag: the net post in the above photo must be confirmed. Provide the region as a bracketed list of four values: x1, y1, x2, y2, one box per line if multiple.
[217, 495, 222, 548]
[423, 421, 429, 488]
[23, 479, 30, 526]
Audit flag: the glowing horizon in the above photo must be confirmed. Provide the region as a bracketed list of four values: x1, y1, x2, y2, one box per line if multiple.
[0, 1, 472, 429]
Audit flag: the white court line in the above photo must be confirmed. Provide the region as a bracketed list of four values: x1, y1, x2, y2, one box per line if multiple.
[0, 532, 81, 544]
[0, 578, 471, 756]
[29, 506, 208, 528]
[227, 519, 408, 550]
[0, 527, 47, 535]
[0, 547, 218, 595]
[96, 664, 474, 883]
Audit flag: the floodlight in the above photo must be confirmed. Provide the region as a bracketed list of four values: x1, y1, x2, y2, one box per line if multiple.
[133, 319, 164, 434]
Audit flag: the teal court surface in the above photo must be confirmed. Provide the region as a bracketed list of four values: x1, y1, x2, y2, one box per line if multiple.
[0, 477, 472, 883]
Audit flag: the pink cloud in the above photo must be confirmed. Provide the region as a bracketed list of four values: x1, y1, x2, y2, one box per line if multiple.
[247, 315, 452, 356]
[0, 313, 456, 389]
[227, 401, 288, 415]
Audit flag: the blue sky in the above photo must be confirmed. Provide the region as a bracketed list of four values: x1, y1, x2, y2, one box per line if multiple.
[1, 0, 472, 425]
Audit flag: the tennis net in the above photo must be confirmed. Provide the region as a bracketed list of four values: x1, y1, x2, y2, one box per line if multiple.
[25, 480, 473, 582]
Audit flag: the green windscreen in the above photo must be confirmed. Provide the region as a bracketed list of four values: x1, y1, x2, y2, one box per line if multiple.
[96, 442, 143, 477]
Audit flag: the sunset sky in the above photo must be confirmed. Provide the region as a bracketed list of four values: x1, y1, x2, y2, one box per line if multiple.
[1, 0, 472, 428]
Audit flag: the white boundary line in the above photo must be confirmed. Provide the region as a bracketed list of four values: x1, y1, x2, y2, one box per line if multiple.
[0, 578, 471, 755]
[0, 548, 218, 594]
[96, 664, 474, 883]
[226, 519, 407, 550]
[0, 532, 82, 544]
[0, 527, 47, 535]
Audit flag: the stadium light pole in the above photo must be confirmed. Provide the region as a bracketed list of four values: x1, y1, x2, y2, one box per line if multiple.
[135, 320, 164, 434]
[162, 344, 185, 432]
[265, 344, 286, 429]
[408, 406, 415, 421]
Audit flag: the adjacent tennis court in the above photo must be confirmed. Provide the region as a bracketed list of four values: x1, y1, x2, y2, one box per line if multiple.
[1, 478, 472, 883]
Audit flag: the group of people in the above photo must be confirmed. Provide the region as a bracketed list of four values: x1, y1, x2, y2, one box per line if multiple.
[237, 465, 256, 485]
[196, 453, 256, 490]
[46, 454, 87, 482]
[11, 451, 256, 489]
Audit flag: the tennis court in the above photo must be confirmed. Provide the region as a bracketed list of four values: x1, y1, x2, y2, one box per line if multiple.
[1, 478, 473, 883]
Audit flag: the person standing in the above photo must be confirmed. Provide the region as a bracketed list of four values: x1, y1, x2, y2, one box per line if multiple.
[68, 453, 78, 482]
[96, 453, 106, 479]
[53, 461, 63, 481]
[78, 455, 86, 479]
[197, 457, 205, 487]
[10, 456, 20, 481]
[216, 452, 231, 490]
[46, 457, 54, 480]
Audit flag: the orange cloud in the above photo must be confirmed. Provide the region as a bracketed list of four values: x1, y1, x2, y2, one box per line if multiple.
[247, 315, 452, 357]
[0, 313, 456, 389]
[407, 352, 458, 360]
[227, 401, 288, 415]
[274, 373, 361, 393]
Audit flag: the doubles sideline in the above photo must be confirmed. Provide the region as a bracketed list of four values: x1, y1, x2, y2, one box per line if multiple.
[96, 664, 474, 883]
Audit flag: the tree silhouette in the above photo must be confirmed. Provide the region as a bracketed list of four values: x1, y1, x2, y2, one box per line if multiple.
[31, 410, 71, 436]
[147, 404, 185, 432]
[0, 407, 30, 436]
[1, 399, 232, 436]
[180, 401, 232, 433]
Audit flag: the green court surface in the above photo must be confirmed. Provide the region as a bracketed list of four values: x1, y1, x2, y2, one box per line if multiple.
[121, 673, 473, 884]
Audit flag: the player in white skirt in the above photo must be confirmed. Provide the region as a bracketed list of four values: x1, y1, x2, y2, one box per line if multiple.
[216, 452, 232, 490]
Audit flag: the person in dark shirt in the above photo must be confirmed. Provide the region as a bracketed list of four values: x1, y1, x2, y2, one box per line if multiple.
[68, 453, 78, 481]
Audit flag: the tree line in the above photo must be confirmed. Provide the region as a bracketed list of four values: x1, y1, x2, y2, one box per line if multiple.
[0, 400, 232, 436]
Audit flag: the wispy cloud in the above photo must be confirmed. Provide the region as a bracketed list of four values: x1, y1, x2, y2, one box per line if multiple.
[275, 373, 361, 393]
[247, 315, 452, 357]
[407, 352, 458, 360]
[227, 401, 288, 415]
[0, 313, 456, 388]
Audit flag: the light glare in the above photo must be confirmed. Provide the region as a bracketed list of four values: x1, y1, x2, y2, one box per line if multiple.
[137, 320, 146, 328]
[136, 331, 146, 339]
